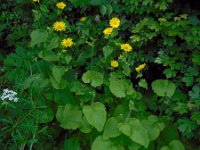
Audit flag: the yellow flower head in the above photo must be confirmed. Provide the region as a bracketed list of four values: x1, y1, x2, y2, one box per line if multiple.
[111, 60, 119, 68]
[135, 63, 146, 72]
[56, 2, 66, 9]
[103, 27, 113, 35]
[61, 38, 74, 48]
[80, 17, 87, 22]
[121, 43, 133, 52]
[33, 0, 39, 2]
[109, 17, 120, 28]
[53, 21, 66, 32]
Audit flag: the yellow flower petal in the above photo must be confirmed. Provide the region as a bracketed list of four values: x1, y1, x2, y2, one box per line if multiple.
[111, 60, 119, 68]
[103, 27, 113, 35]
[53, 21, 66, 32]
[121, 43, 133, 52]
[109, 17, 120, 28]
[56, 2, 66, 9]
[61, 38, 74, 48]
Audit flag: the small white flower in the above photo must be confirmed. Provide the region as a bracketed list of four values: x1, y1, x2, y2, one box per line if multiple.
[0, 89, 19, 103]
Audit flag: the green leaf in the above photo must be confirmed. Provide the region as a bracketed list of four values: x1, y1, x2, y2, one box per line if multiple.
[79, 116, 92, 133]
[35, 108, 54, 123]
[151, 79, 176, 97]
[189, 85, 200, 100]
[89, 0, 106, 6]
[30, 29, 48, 47]
[100, 5, 107, 16]
[103, 117, 121, 140]
[64, 138, 80, 150]
[161, 140, 185, 150]
[177, 118, 197, 137]
[56, 104, 82, 129]
[83, 102, 107, 132]
[92, 136, 117, 150]
[106, 5, 113, 16]
[47, 36, 59, 50]
[109, 78, 135, 98]
[103, 46, 113, 58]
[82, 71, 103, 87]
[191, 112, 200, 125]
[141, 116, 164, 141]
[118, 118, 149, 148]
[52, 66, 65, 83]
[138, 79, 148, 89]
[50, 76, 67, 89]
[39, 50, 59, 62]
[65, 55, 72, 64]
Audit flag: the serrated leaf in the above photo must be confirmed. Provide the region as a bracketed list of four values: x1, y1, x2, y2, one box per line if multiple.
[151, 79, 176, 98]
[82, 71, 103, 87]
[30, 29, 48, 47]
[83, 102, 107, 132]
[109, 78, 135, 98]
[103, 117, 121, 140]
[191, 112, 200, 125]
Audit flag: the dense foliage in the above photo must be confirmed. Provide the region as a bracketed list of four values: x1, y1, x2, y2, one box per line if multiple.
[0, 0, 200, 149]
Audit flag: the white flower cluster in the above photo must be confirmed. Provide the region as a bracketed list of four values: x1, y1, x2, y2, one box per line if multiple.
[0, 89, 19, 102]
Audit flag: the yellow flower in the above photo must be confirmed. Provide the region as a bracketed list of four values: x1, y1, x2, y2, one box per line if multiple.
[103, 27, 113, 35]
[121, 43, 133, 52]
[109, 17, 120, 28]
[53, 21, 66, 32]
[80, 17, 87, 22]
[61, 38, 74, 48]
[135, 63, 146, 72]
[33, 0, 39, 2]
[56, 2, 66, 9]
[111, 60, 119, 68]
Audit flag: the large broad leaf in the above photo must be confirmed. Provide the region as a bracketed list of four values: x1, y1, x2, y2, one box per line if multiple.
[161, 140, 185, 150]
[50, 76, 67, 89]
[109, 78, 135, 98]
[38, 50, 59, 62]
[83, 102, 106, 132]
[79, 116, 92, 133]
[103, 117, 121, 140]
[82, 71, 103, 87]
[52, 66, 65, 83]
[151, 79, 176, 97]
[141, 115, 164, 141]
[91, 136, 117, 150]
[30, 29, 48, 47]
[118, 118, 149, 148]
[56, 104, 82, 129]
